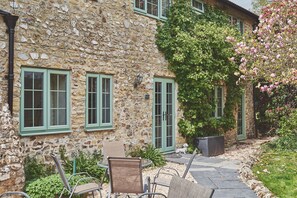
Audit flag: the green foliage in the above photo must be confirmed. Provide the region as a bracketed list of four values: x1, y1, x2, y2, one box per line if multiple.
[156, 0, 242, 142]
[26, 174, 88, 198]
[252, 150, 297, 197]
[265, 110, 297, 151]
[24, 156, 54, 187]
[129, 144, 166, 167]
[277, 109, 297, 138]
[59, 146, 105, 180]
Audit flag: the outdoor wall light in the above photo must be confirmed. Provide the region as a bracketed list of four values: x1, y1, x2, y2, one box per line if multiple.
[134, 74, 143, 88]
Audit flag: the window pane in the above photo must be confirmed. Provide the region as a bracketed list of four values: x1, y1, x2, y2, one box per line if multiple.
[217, 87, 223, 117]
[50, 74, 58, 90]
[87, 76, 98, 125]
[51, 109, 58, 125]
[23, 71, 45, 128]
[24, 91, 33, 108]
[58, 109, 67, 125]
[102, 109, 111, 123]
[88, 77, 97, 92]
[50, 91, 58, 108]
[34, 110, 43, 126]
[24, 110, 33, 127]
[135, 0, 145, 10]
[59, 75, 67, 90]
[102, 78, 111, 124]
[34, 72, 43, 90]
[34, 91, 43, 108]
[88, 109, 97, 124]
[147, 0, 158, 16]
[59, 92, 66, 108]
[162, 0, 170, 17]
[192, 0, 203, 11]
[102, 78, 110, 93]
[24, 72, 33, 89]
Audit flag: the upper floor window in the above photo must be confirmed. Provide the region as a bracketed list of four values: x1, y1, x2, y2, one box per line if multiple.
[229, 16, 244, 34]
[211, 86, 224, 118]
[192, 0, 204, 13]
[86, 74, 113, 131]
[134, 0, 171, 19]
[20, 68, 71, 136]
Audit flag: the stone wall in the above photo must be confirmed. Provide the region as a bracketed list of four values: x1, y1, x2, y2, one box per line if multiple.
[0, 0, 179, 161]
[0, 87, 25, 193]
[0, 0, 256, 191]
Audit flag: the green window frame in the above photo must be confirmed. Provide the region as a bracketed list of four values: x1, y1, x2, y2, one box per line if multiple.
[85, 74, 113, 131]
[192, 0, 204, 13]
[134, 0, 171, 20]
[20, 68, 71, 136]
[212, 86, 224, 118]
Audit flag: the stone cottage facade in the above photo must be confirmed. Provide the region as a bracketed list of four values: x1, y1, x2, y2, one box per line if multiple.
[0, 0, 258, 191]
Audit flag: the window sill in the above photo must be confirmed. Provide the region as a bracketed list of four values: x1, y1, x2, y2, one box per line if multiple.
[85, 127, 115, 132]
[19, 129, 72, 137]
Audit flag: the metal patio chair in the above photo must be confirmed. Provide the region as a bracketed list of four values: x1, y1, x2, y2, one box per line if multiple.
[102, 140, 126, 163]
[0, 192, 30, 198]
[138, 176, 214, 198]
[51, 153, 102, 198]
[107, 157, 150, 198]
[151, 149, 197, 193]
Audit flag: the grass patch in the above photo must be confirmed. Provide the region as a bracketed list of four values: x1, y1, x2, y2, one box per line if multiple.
[252, 150, 297, 198]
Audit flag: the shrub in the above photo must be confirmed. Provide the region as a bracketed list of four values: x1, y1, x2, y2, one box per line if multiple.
[129, 144, 166, 167]
[26, 174, 88, 198]
[24, 156, 54, 187]
[59, 147, 105, 180]
[266, 110, 297, 151]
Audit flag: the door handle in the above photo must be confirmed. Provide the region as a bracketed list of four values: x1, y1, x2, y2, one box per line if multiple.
[162, 111, 166, 121]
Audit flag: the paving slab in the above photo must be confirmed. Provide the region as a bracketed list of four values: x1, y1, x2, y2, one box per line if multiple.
[166, 154, 258, 198]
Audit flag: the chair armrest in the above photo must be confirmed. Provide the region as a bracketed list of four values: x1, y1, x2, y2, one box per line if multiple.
[154, 167, 180, 179]
[137, 192, 167, 198]
[67, 172, 92, 181]
[0, 191, 30, 198]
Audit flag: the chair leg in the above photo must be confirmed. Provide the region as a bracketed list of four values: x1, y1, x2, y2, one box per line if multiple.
[59, 188, 66, 198]
[151, 184, 157, 198]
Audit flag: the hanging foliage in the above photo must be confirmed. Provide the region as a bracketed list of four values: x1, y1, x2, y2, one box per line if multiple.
[156, 0, 243, 141]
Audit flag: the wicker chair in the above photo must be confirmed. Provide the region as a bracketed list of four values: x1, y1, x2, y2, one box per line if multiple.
[107, 157, 150, 198]
[51, 153, 102, 198]
[138, 176, 214, 198]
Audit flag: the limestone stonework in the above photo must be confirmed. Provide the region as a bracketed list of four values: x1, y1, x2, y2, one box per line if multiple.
[0, 0, 256, 192]
[0, 86, 25, 192]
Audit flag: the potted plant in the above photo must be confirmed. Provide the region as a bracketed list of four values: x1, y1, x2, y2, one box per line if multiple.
[194, 118, 226, 157]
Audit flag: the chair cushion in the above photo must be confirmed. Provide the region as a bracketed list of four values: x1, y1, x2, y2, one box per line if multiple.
[74, 183, 101, 194]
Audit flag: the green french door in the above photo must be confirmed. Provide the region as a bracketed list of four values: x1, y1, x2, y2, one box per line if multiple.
[153, 78, 175, 153]
[237, 93, 246, 140]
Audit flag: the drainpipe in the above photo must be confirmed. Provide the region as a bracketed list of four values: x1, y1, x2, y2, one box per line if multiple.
[0, 10, 19, 114]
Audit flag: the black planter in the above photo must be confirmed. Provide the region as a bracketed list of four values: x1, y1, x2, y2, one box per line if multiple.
[196, 136, 225, 157]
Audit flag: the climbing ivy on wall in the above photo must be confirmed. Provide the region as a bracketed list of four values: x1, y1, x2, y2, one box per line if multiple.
[156, 0, 243, 142]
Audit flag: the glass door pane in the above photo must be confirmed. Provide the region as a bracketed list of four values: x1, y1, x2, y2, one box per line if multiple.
[154, 82, 162, 149]
[153, 78, 175, 152]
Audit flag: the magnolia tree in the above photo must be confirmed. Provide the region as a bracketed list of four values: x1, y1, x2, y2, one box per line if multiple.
[227, 0, 297, 91]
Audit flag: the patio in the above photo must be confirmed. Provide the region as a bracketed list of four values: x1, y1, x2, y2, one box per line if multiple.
[97, 138, 272, 198]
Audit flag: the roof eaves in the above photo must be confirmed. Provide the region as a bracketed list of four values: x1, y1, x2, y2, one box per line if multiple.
[220, 0, 259, 20]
